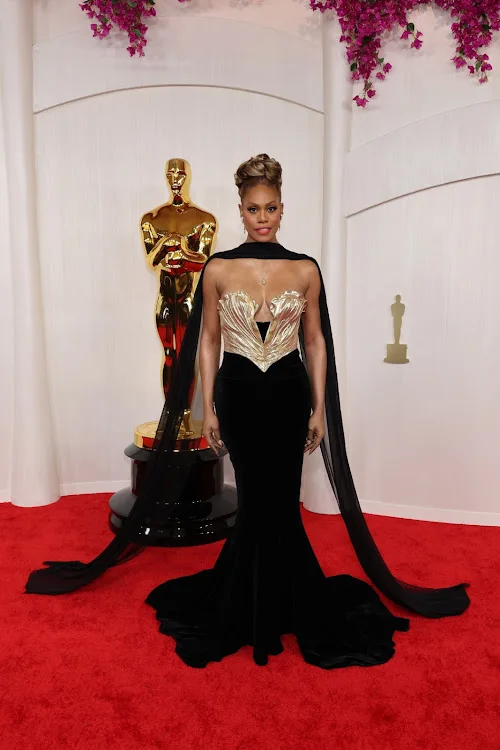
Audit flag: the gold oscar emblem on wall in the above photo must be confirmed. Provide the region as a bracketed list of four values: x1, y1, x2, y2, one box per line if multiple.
[384, 295, 409, 364]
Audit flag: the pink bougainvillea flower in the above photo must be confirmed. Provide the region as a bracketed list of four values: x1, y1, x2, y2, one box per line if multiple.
[80, 0, 156, 56]
[309, 0, 499, 105]
[353, 94, 368, 107]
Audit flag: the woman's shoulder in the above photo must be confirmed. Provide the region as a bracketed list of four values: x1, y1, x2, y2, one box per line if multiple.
[294, 256, 320, 279]
[283, 250, 319, 274]
[294, 255, 318, 267]
[203, 253, 232, 280]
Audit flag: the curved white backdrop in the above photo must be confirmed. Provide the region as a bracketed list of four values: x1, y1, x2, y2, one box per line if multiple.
[0, 96, 13, 502]
[344, 6, 500, 525]
[35, 86, 323, 493]
[0, 0, 499, 525]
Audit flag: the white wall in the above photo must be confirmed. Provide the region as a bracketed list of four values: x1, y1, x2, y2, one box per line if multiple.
[0, 90, 13, 502]
[1, 1, 499, 524]
[344, 5, 500, 525]
[31, 0, 323, 495]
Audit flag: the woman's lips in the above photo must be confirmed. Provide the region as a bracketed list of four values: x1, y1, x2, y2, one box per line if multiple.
[256, 227, 271, 234]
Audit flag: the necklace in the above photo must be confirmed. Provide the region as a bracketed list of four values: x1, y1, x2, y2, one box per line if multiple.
[250, 259, 269, 285]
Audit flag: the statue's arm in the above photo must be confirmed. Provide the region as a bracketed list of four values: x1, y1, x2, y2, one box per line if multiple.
[141, 218, 170, 268]
[198, 220, 217, 259]
[181, 220, 217, 265]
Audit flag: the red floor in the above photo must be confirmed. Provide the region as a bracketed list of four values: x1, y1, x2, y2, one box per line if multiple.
[1, 494, 498, 750]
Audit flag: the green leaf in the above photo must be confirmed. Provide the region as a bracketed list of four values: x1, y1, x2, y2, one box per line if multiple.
[475, 60, 482, 71]
[101, 15, 109, 23]
[482, 24, 490, 32]
[362, 35, 371, 45]
[377, 57, 384, 64]
[350, 62, 358, 71]
[407, 22, 415, 32]
[133, 28, 142, 38]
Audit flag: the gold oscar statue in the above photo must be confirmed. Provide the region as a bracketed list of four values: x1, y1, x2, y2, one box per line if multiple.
[135, 158, 217, 449]
[108, 158, 236, 548]
[384, 294, 409, 364]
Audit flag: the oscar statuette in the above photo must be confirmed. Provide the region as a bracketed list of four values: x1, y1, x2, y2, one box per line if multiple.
[384, 295, 409, 364]
[108, 159, 237, 549]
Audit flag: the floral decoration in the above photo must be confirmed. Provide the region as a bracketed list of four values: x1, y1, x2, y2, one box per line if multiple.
[310, 0, 499, 106]
[80, 0, 500, 105]
[80, 0, 157, 56]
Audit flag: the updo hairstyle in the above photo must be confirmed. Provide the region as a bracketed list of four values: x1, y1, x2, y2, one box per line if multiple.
[234, 154, 282, 200]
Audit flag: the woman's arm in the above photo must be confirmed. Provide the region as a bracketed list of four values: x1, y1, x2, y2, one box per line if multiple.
[302, 262, 326, 454]
[200, 260, 225, 454]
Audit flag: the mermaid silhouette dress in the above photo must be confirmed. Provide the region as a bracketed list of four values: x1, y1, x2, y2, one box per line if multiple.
[145, 290, 410, 668]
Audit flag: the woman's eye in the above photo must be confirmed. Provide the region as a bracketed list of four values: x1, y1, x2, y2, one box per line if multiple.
[268, 206, 277, 212]
[248, 207, 257, 213]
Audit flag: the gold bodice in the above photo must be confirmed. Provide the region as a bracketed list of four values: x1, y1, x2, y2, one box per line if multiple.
[217, 289, 307, 373]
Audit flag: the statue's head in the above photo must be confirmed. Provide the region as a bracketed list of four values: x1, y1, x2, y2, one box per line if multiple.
[166, 158, 191, 197]
[395, 295, 402, 302]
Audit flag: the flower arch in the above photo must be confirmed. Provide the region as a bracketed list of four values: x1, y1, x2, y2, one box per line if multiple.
[79, 0, 500, 106]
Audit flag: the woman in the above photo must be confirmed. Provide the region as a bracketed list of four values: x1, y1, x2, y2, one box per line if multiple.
[26, 155, 469, 669]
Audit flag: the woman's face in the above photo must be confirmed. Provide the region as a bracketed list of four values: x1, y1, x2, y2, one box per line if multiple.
[240, 184, 283, 243]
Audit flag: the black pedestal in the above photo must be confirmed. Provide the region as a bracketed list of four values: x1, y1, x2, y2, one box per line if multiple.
[108, 443, 238, 547]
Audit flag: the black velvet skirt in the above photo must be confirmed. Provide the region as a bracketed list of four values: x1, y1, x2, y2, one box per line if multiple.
[146, 337, 409, 668]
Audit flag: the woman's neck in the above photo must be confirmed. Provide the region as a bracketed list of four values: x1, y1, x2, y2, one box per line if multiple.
[244, 237, 280, 245]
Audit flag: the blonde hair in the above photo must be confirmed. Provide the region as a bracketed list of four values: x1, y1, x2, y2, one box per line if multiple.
[234, 153, 282, 199]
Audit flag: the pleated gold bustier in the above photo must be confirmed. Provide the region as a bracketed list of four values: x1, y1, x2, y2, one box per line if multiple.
[217, 289, 307, 373]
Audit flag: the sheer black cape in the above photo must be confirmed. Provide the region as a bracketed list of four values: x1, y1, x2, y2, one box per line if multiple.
[25, 242, 470, 618]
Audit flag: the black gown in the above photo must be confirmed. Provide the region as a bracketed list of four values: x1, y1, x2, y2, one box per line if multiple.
[25, 243, 470, 668]
[146, 318, 409, 668]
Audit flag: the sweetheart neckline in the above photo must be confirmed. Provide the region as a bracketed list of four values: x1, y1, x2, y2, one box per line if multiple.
[218, 289, 306, 343]
[217, 289, 307, 360]
[218, 289, 306, 306]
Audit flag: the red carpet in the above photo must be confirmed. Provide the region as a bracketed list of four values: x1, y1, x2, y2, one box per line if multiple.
[0, 494, 498, 750]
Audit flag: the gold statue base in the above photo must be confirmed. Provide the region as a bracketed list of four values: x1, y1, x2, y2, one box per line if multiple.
[134, 419, 209, 452]
[384, 343, 409, 364]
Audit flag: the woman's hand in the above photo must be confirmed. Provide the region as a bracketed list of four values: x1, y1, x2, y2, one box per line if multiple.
[202, 411, 226, 455]
[304, 412, 325, 454]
